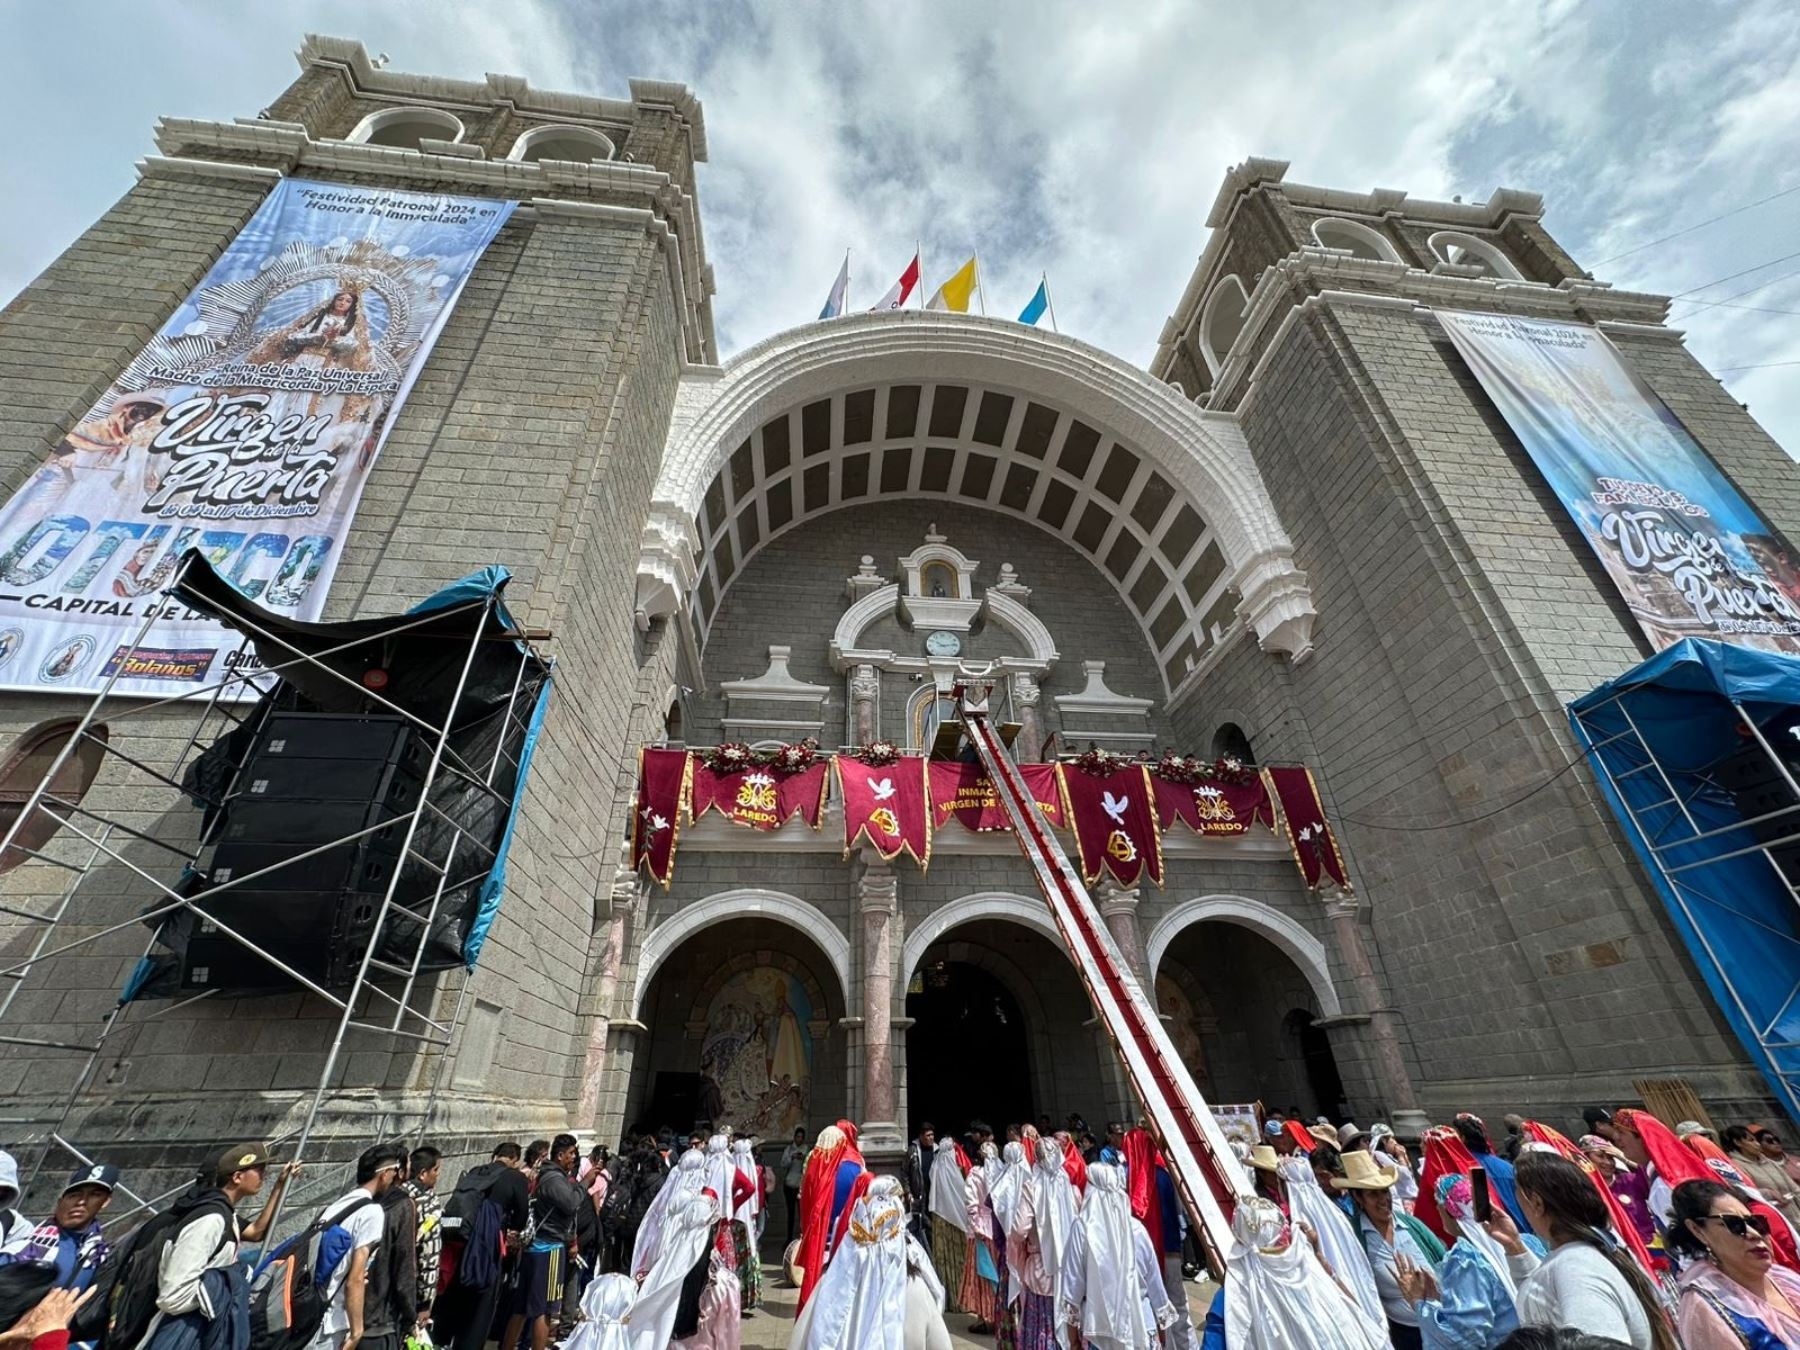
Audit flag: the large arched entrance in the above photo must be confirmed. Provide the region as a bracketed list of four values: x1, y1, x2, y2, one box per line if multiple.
[625, 914, 849, 1141]
[1153, 915, 1347, 1119]
[901, 915, 1109, 1138]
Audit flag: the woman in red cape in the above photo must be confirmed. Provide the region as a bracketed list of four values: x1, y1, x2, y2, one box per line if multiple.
[1617, 1108, 1800, 1272]
[1414, 1126, 1481, 1244]
[1523, 1119, 1660, 1278]
[795, 1119, 865, 1309]
[1122, 1128, 1166, 1252]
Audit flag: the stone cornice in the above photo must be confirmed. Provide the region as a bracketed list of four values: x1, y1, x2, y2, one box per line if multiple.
[142, 117, 716, 363]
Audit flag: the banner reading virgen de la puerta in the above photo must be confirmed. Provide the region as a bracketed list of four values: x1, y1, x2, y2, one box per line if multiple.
[1440, 311, 1800, 655]
[0, 179, 513, 697]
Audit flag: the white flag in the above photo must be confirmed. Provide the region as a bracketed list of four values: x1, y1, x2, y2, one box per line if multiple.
[818, 254, 850, 319]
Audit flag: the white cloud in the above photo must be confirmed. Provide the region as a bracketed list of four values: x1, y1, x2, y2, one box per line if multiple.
[0, 0, 1795, 453]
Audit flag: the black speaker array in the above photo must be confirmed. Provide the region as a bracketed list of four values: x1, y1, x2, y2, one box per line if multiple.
[179, 713, 427, 991]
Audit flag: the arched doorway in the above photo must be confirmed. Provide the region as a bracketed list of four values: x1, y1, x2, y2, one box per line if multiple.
[905, 959, 1032, 1135]
[1154, 917, 1346, 1119]
[901, 916, 1107, 1138]
[626, 915, 848, 1141]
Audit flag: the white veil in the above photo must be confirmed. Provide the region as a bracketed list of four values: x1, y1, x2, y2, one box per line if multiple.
[1275, 1156, 1385, 1329]
[630, 1148, 705, 1275]
[1221, 1198, 1387, 1350]
[560, 1272, 634, 1350]
[702, 1133, 735, 1221]
[731, 1138, 761, 1225]
[1030, 1134, 1077, 1314]
[1060, 1162, 1150, 1350]
[790, 1175, 911, 1350]
[622, 1194, 716, 1350]
[928, 1139, 970, 1233]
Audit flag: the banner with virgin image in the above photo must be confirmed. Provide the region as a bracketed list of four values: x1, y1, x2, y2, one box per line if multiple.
[1058, 762, 1163, 887]
[0, 178, 513, 697]
[1439, 311, 1800, 654]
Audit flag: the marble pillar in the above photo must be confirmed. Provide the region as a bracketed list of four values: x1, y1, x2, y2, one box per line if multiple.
[1323, 885, 1427, 1135]
[1096, 878, 1150, 986]
[1011, 672, 1043, 763]
[856, 856, 906, 1166]
[576, 867, 638, 1123]
[850, 664, 880, 744]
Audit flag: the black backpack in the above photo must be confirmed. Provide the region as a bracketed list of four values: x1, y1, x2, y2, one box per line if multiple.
[78, 1190, 235, 1350]
[440, 1164, 506, 1238]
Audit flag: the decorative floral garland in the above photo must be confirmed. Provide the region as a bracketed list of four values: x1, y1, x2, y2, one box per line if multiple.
[1150, 750, 1256, 787]
[847, 740, 901, 767]
[696, 738, 821, 774]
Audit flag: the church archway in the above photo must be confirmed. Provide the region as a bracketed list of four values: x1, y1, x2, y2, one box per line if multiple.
[624, 914, 848, 1140]
[900, 914, 1104, 1138]
[641, 312, 1317, 689]
[1153, 916, 1346, 1119]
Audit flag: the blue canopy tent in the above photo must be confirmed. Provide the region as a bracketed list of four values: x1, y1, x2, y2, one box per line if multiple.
[1570, 639, 1800, 1120]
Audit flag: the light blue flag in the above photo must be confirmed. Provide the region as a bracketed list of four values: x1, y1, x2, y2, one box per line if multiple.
[818, 254, 850, 320]
[1019, 279, 1049, 326]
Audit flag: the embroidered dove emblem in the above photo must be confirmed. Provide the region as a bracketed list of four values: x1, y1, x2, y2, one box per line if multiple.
[868, 776, 896, 801]
[1102, 790, 1130, 823]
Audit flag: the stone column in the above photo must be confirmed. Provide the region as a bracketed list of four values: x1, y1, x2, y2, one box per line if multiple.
[576, 867, 638, 1123]
[856, 856, 906, 1168]
[850, 664, 880, 744]
[1096, 878, 1150, 986]
[1323, 885, 1427, 1135]
[1011, 672, 1044, 763]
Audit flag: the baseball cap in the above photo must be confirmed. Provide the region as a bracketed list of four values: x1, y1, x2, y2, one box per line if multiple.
[218, 1143, 274, 1176]
[1582, 1106, 1613, 1130]
[63, 1163, 118, 1195]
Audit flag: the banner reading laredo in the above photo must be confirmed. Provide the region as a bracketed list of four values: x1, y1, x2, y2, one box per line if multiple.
[1440, 311, 1800, 654]
[0, 179, 513, 696]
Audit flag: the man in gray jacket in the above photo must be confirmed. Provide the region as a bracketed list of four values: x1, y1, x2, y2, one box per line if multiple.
[499, 1135, 584, 1350]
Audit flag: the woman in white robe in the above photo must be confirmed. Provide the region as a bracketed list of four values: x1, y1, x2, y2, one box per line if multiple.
[624, 1195, 727, 1350]
[1222, 1196, 1388, 1350]
[562, 1273, 634, 1350]
[726, 1138, 762, 1312]
[1057, 1163, 1176, 1350]
[927, 1138, 970, 1312]
[788, 1176, 953, 1350]
[633, 1149, 707, 1278]
[1276, 1154, 1385, 1331]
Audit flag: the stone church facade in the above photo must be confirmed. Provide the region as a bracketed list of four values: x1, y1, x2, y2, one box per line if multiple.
[0, 37, 1792, 1190]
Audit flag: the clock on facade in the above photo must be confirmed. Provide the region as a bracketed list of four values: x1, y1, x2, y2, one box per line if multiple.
[925, 630, 962, 658]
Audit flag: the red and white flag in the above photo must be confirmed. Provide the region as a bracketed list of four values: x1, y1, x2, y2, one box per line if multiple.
[869, 251, 921, 312]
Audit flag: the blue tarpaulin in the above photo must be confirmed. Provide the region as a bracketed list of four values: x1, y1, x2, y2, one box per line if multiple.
[1570, 639, 1800, 1117]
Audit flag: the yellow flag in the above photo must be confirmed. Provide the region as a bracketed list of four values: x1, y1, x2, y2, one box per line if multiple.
[926, 256, 978, 313]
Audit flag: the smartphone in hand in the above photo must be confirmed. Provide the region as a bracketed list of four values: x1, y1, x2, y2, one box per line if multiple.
[1470, 1165, 1493, 1222]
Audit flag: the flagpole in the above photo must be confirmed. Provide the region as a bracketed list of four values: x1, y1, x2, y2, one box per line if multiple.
[1043, 272, 1059, 334]
[916, 238, 924, 308]
[974, 252, 988, 316]
[845, 247, 851, 313]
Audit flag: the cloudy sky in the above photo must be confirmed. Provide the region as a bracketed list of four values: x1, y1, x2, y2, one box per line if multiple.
[2, 0, 1797, 452]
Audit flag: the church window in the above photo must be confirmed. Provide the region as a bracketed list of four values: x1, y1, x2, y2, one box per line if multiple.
[0, 720, 109, 874]
[909, 689, 958, 748]
[1211, 722, 1256, 763]
[1311, 217, 1400, 263]
[346, 107, 464, 150]
[1199, 275, 1251, 375]
[508, 124, 616, 164]
[1428, 230, 1522, 280]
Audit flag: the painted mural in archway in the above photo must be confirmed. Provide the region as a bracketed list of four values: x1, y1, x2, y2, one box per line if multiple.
[1155, 973, 1209, 1087]
[697, 966, 814, 1135]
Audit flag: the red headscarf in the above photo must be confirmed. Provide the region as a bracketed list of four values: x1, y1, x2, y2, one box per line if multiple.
[1684, 1130, 1800, 1271]
[796, 1120, 866, 1308]
[1523, 1120, 1659, 1277]
[1283, 1119, 1319, 1153]
[953, 1140, 973, 1175]
[1414, 1126, 1481, 1244]
[1057, 1131, 1088, 1196]
[1123, 1128, 1165, 1253]
[1021, 1124, 1040, 1166]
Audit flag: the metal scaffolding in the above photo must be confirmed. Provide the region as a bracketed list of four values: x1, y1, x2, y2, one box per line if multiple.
[0, 553, 548, 1222]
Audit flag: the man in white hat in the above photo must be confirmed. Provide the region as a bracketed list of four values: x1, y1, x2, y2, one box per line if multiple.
[1333, 1150, 1445, 1350]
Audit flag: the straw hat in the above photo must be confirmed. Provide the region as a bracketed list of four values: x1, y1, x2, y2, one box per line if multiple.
[1311, 1122, 1341, 1146]
[1249, 1144, 1281, 1173]
[1330, 1149, 1399, 1191]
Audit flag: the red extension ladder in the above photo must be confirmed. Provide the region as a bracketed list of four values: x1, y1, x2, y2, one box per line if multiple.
[955, 683, 1250, 1266]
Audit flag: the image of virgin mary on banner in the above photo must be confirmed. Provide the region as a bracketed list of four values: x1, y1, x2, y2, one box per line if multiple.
[1439, 311, 1800, 654]
[0, 179, 513, 698]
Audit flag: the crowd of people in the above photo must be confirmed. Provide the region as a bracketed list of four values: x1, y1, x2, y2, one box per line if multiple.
[4, 1102, 1800, 1350]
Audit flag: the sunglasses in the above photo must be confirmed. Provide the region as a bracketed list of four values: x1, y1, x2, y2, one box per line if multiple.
[1702, 1213, 1772, 1239]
